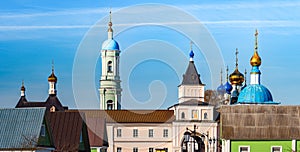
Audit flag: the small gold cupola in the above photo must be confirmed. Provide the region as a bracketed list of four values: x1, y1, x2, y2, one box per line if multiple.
[229, 48, 244, 85]
[48, 69, 57, 83]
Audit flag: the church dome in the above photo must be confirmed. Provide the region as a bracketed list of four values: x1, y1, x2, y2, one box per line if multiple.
[250, 51, 261, 66]
[217, 84, 225, 94]
[224, 81, 232, 94]
[237, 84, 278, 104]
[229, 69, 244, 85]
[102, 39, 119, 50]
[48, 72, 57, 82]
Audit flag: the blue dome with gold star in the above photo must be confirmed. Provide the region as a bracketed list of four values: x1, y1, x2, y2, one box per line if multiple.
[102, 39, 119, 50]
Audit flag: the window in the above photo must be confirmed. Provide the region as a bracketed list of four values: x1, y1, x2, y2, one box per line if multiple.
[239, 146, 250, 152]
[107, 100, 113, 110]
[133, 129, 138, 137]
[79, 132, 83, 142]
[117, 147, 122, 152]
[181, 112, 185, 119]
[117, 129, 122, 137]
[271, 146, 282, 152]
[149, 148, 154, 152]
[50, 106, 55, 112]
[163, 129, 168, 138]
[133, 147, 138, 152]
[149, 129, 153, 137]
[40, 124, 46, 136]
[192, 110, 198, 119]
[107, 61, 112, 72]
[204, 112, 208, 119]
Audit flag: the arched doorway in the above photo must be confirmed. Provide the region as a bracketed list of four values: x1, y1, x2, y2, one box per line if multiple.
[181, 135, 205, 152]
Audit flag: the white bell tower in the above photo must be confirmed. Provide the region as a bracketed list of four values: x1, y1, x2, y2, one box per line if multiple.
[99, 11, 122, 110]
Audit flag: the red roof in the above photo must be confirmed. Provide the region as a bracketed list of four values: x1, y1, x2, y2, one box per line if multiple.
[46, 111, 90, 151]
[78, 110, 175, 123]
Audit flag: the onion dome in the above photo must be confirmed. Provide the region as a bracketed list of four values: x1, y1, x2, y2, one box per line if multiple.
[217, 69, 225, 94]
[229, 48, 244, 85]
[224, 66, 233, 94]
[229, 69, 244, 85]
[224, 82, 233, 94]
[250, 51, 261, 67]
[21, 81, 25, 91]
[217, 84, 225, 93]
[48, 72, 57, 82]
[48, 64, 57, 82]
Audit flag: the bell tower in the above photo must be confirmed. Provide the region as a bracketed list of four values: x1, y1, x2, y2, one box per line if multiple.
[99, 11, 122, 110]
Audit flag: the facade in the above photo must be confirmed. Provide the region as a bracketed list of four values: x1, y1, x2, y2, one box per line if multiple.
[99, 11, 122, 110]
[81, 110, 174, 152]
[170, 49, 218, 152]
[220, 105, 300, 152]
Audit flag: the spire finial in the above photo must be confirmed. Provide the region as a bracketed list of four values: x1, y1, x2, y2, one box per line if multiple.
[226, 66, 229, 82]
[190, 41, 193, 51]
[108, 9, 113, 32]
[51, 60, 54, 73]
[109, 8, 112, 23]
[20, 80, 25, 96]
[235, 48, 239, 69]
[220, 68, 223, 84]
[255, 29, 258, 52]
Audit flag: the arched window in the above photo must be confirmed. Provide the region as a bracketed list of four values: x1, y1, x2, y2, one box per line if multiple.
[107, 61, 113, 73]
[204, 112, 208, 119]
[181, 112, 185, 119]
[107, 100, 113, 110]
[50, 106, 55, 112]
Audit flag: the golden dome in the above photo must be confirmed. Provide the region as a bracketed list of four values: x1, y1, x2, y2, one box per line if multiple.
[250, 51, 261, 66]
[229, 68, 244, 85]
[48, 71, 57, 82]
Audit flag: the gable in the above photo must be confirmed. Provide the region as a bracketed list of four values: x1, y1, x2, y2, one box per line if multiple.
[0, 108, 46, 150]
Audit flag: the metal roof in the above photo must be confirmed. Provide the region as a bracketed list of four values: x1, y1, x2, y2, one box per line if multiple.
[0, 108, 46, 149]
[46, 111, 91, 151]
[181, 61, 203, 85]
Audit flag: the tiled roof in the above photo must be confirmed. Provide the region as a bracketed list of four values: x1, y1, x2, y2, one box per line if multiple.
[46, 111, 90, 151]
[181, 61, 202, 85]
[220, 105, 300, 140]
[78, 110, 175, 123]
[0, 108, 46, 150]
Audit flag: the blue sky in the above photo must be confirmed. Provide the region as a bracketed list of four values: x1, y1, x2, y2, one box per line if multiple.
[0, 0, 299, 109]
